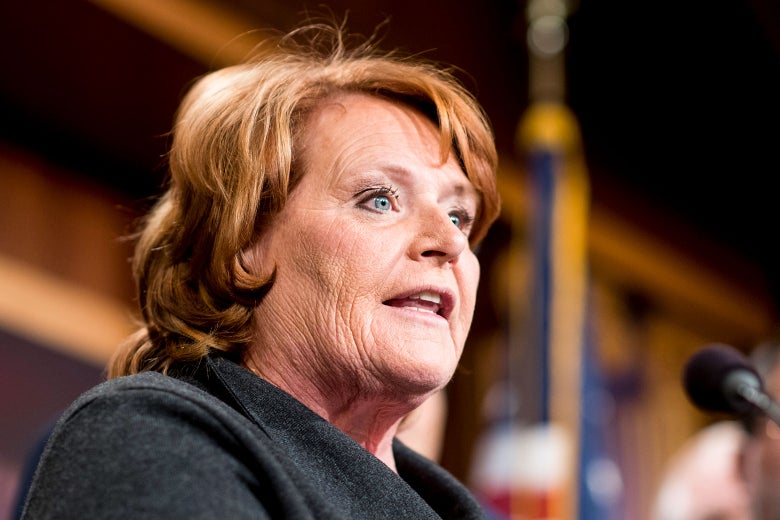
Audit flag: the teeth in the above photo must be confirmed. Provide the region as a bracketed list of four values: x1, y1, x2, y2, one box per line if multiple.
[410, 291, 441, 304]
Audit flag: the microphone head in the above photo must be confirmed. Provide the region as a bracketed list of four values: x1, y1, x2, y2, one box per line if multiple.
[682, 343, 762, 415]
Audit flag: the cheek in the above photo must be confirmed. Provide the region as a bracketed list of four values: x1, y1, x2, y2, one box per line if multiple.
[296, 220, 382, 296]
[458, 254, 481, 319]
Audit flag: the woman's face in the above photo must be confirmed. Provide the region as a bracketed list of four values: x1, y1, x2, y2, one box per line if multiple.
[247, 92, 482, 400]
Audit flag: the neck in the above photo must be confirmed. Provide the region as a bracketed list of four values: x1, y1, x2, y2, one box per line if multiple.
[325, 400, 406, 471]
[243, 352, 426, 472]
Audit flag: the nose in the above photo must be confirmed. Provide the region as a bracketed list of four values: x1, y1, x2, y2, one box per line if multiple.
[410, 207, 469, 264]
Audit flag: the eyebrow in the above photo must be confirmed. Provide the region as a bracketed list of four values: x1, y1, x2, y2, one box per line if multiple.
[451, 183, 474, 198]
[379, 163, 476, 192]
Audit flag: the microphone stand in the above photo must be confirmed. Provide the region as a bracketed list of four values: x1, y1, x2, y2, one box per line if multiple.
[731, 374, 780, 427]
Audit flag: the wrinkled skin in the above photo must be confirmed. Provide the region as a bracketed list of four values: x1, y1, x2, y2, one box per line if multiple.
[243, 93, 482, 470]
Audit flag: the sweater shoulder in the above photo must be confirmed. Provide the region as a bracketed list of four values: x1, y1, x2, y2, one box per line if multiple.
[54, 370, 241, 433]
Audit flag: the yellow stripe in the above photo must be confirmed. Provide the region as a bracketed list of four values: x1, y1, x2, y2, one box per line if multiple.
[87, 0, 274, 67]
[0, 254, 135, 366]
[517, 101, 590, 520]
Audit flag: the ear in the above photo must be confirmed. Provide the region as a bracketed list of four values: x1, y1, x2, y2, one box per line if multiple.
[735, 428, 753, 485]
[240, 230, 277, 282]
[737, 438, 747, 481]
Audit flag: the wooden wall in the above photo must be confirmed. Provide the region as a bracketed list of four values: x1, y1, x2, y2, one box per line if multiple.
[0, 144, 138, 518]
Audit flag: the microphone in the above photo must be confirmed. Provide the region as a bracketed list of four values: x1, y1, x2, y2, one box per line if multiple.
[682, 343, 780, 425]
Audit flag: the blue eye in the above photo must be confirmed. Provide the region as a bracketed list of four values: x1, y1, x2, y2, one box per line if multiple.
[448, 208, 474, 233]
[357, 186, 399, 213]
[374, 195, 392, 211]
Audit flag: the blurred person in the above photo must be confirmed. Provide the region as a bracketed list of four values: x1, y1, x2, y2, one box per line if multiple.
[739, 337, 780, 519]
[652, 420, 751, 520]
[19, 19, 500, 519]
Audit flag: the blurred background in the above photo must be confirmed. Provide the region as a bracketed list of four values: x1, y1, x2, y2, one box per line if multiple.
[1, 0, 779, 518]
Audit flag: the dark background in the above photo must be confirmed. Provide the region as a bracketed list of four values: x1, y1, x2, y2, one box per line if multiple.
[2, 0, 780, 303]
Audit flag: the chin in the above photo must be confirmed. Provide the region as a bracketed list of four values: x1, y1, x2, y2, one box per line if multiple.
[387, 363, 455, 396]
[367, 337, 461, 392]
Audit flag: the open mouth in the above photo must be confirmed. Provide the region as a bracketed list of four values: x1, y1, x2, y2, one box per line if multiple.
[383, 290, 452, 319]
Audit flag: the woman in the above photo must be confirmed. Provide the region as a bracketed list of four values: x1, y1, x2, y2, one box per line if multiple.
[21, 21, 500, 519]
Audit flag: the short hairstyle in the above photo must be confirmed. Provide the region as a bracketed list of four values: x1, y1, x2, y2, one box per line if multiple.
[108, 20, 501, 378]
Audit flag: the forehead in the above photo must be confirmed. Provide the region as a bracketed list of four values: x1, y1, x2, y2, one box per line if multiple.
[305, 92, 441, 151]
[290, 91, 489, 241]
[298, 91, 470, 182]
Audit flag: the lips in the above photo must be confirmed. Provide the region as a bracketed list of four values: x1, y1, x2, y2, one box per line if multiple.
[383, 289, 454, 320]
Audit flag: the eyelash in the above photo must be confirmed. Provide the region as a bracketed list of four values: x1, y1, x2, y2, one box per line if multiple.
[356, 185, 400, 213]
[449, 207, 475, 233]
[355, 185, 475, 233]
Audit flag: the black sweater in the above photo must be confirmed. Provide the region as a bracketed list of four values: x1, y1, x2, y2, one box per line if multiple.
[21, 354, 486, 519]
